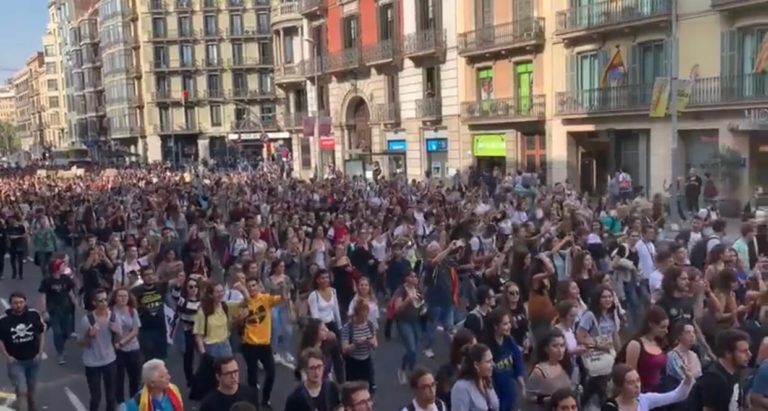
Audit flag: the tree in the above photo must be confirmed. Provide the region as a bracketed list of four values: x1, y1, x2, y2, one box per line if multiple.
[0, 121, 20, 156]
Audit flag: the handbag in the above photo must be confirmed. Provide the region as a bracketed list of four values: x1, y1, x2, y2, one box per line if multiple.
[580, 315, 616, 377]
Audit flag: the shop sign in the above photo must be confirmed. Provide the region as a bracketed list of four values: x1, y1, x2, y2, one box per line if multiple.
[426, 138, 448, 152]
[387, 139, 407, 151]
[473, 134, 506, 157]
[319, 136, 335, 150]
[746, 108, 768, 125]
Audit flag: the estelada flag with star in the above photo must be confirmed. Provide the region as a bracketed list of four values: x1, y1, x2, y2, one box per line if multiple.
[754, 33, 768, 73]
[600, 46, 627, 88]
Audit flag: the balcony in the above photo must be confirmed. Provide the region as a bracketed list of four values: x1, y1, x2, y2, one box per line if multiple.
[711, 0, 768, 10]
[148, 29, 197, 42]
[416, 97, 442, 120]
[363, 39, 399, 67]
[198, 28, 224, 40]
[458, 17, 545, 59]
[227, 56, 273, 69]
[148, 0, 166, 12]
[461, 95, 545, 124]
[201, 89, 225, 100]
[152, 89, 199, 103]
[275, 63, 305, 86]
[555, 84, 655, 116]
[283, 111, 306, 129]
[253, 0, 269, 8]
[370, 103, 400, 125]
[555, 0, 671, 41]
[231, 120, 261, 132]
[300, 0, 325, 17]
[202, 0, 219, 10]
[404, 28, 446, 63]
[227, 0, 246, 9]
[272, 2, 301, 26]
[154, 123, 202, 134]
[688, 74, 768, 108]
[200, 58, 224, 70]
[325, 48, 360, 74]
[229, 29, 260, 40]
[303, 56, 325, 78]
[151, 59, 198, 72]
[175, 0, 193, 12]
[229, 88, 276, 100]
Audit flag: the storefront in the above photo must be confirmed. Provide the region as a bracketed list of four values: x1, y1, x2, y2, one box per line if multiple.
[426, 137, 448, 178]
[473, 134, 507, 173]
[319, 135, 335, 175]
[161, 135, 199, 166]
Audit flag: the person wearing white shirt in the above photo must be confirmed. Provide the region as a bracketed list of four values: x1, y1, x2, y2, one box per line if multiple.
[648, 250, 673, 304]
[400, 367, 446, 411]
[602, 362, 694, 411]
[114, 246, 150, 288]
[636, 226, 656, 282]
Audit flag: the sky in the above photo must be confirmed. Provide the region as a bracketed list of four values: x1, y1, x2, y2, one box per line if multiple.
[0, 0, 49, 83]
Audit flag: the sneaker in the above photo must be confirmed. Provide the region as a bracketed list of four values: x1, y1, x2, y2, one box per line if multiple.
[273, 353, 284, 366]
[282, 353, 296, 369]
[423, 348, 435, 359]
[435, 325, 445, 333]
[57, 356, 66, 365]
[397, 369, 407, 385]
[261, 401, 272, 410]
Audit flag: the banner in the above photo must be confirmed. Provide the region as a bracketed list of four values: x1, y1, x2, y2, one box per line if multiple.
[675, 79, 694, 113]
[649, 77, 670, 118]
[754, 33, 768, 73]
[600, 47, 627, 88]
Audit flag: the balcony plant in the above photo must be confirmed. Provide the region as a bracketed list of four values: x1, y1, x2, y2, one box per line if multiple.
[706, 146, 745, 217]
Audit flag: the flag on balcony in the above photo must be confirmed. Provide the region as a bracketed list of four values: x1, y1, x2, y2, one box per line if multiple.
[600, 47, 626, 88]
[754, 34, 768, 73]
[181, 89, 189, 103]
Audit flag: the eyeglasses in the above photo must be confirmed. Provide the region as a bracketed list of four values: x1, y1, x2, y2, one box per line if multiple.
[95, 298, 108, 303]
[351, 398, 374, 409]
[306, 364, 324, 372]
[418, 382, 437, 390]
[219, 369, 239, 377]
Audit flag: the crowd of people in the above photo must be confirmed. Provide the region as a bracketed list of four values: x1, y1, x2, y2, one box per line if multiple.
[0, 163, 764, 411]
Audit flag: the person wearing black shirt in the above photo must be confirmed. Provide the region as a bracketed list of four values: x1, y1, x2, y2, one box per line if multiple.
[284, 348, 340, 411]
[692, 329, 752, 411]
[132, 266, 172, 361]
[0, 291, 46, 411]
[200, 357, 260, 411]
[463, 286, 493, 339]
[0, 217, 8, 280]
[7, 216, 27, 280]
[38, 260, 76, 364]
[80, 247, 115, 311]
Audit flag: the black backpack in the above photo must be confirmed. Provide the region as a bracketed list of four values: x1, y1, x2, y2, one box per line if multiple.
[690, 235, 717, 270]
[687, 363, 737, 411]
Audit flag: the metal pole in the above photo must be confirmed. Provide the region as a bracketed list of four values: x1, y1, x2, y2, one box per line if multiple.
[313, 47, 321, 180]
[669, 0, 679, 224]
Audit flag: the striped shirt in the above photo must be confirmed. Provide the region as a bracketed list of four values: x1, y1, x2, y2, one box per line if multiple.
[177, 297, 200, 331]
[340, 320, 375, 360]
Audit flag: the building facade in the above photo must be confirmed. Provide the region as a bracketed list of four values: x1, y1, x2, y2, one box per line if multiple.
[13, 53, 45, 152]
[43, 0, 69, 148]
[0, 85, 17, 126]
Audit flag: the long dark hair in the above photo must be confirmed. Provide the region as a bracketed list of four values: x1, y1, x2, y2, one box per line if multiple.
[534, 329, 565, 364]
[617, 305, 669, 362]
[200, 282, 221, 316]
[450, 328, 476, 367]
[483, 308, 510, 345]
[587, 285, 615, 317]
[457, 343, 490, 382]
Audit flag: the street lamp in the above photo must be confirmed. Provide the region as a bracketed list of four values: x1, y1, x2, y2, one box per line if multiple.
[304, 37, 321, 179]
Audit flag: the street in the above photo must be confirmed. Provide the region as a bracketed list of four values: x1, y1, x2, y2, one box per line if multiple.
[0, 260, 451, 411]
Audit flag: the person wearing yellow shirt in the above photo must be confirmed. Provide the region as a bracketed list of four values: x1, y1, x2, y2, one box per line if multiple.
[241, 275, 289, 409]
[193, 281, 249, 360]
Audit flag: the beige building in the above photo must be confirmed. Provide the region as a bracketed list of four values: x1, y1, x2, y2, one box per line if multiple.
[138, 0, 280, 163]
[13, 53, 45, 151]
[0, 85, 17, 126]
[43, 0, 69, 148]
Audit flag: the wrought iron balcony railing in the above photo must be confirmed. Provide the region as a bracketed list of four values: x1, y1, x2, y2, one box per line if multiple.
[227, 56, 273, 68]
[458, 17, 544, 57]
[371, 103, 400, 124]
[688, 74, 768, 107]
[711, 0, 768, 8]
[404, 28, 447, 58]
[416, 97, 442, 119]
[556, 83, 655, 115]
[272, 2, 300, 22]
[325, 48, 360, 73]
[461, 95, 546, 123]
[363, 39, 398, 65]
[556, 0, 671, 34]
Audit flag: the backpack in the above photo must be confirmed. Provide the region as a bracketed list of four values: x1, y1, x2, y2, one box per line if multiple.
[687, 363, 737, 411]
[456, 308, 484, 332]
[87, 310, 128, 345]
[690, 235, 718, 270]
[405, 399, 445, 411]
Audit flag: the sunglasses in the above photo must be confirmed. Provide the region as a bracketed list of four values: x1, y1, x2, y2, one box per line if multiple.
[95, 298, 108, 303]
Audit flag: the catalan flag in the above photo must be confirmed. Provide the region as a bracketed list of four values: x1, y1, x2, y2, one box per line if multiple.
[600, 47, 627, 88]
[754, 33, 768, 74]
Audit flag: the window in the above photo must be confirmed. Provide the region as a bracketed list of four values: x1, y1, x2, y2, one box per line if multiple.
[152, 17, 166, 37]
[182, 75, 195, 94]
[386, 74, 397, 104]
[300, 137, 311, 169]
[639, 41, 665, 85]
[258, 41, 272, 63]
[154, 46, 169, 68]
[477, 68, 493, 101]
[423, 66, 440, 98]
[283, 32, 295, 63]
[234, 106, 247, 121]
[158, 107, 170, 129]
[47, 79, 58, 91]
[178, 16, 193, 37]
[379, 4, 394, 40]
[578, 51, 599, 90]
[261, 104, 275, 123]
[204, 14, 218, 35]
[207, 74, 220, 94]
[738, 27, 768, 97]
[232, 43, 244, 64]
[312, 25, 325, 55]
[156, 75, 170, 92]
[44, 45, 55, 57]
[257, 13, 269, 34]
[210, 104, 222, 126]
[477, 0, 492, 28]
[184, 107, 195, 127]
[520, 134, 546, 180]
[180, 43, 194, 65]
[416, 0, 436, 31]
[48, 97, 59, 108]
[206, 43, 220, 65]
[46, 63, 57, 74]
[259, 72, 272, 92]
[317, 84, 328, 111]
[233, 72, 247, 91]
[342, 15, 358, 49]
[230, 14, 243, 35]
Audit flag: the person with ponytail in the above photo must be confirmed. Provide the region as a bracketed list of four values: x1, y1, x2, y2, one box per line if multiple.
[601, 363, 693, 411]
[124, 359, 183, 411]
[451, 343, 500, 411]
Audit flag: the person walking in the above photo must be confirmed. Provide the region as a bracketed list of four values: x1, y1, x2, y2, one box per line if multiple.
[79, 288, 120, 411]
[123, 359, 184, 411]
[0, 291, 46, 411]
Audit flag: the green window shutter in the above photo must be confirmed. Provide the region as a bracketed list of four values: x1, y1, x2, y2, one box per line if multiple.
[566, 53, 577, 91]
[628, 44, 639, 85]
[661, 39, 670, 79]
[720, 29, 738, 76]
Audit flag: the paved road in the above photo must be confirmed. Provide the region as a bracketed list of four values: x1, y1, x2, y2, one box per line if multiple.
[0, 261, 455, 411]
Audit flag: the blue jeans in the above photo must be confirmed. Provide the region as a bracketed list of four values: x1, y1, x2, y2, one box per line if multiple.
[426, 304, 454, 349]
[271, 305, 293, 356]
[204, 341, 233, 359]
[623, 280, 649, 331]
[396, 320, 420, 371]
[8, 359, 40, 393]
[49, 308, 72, 356]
